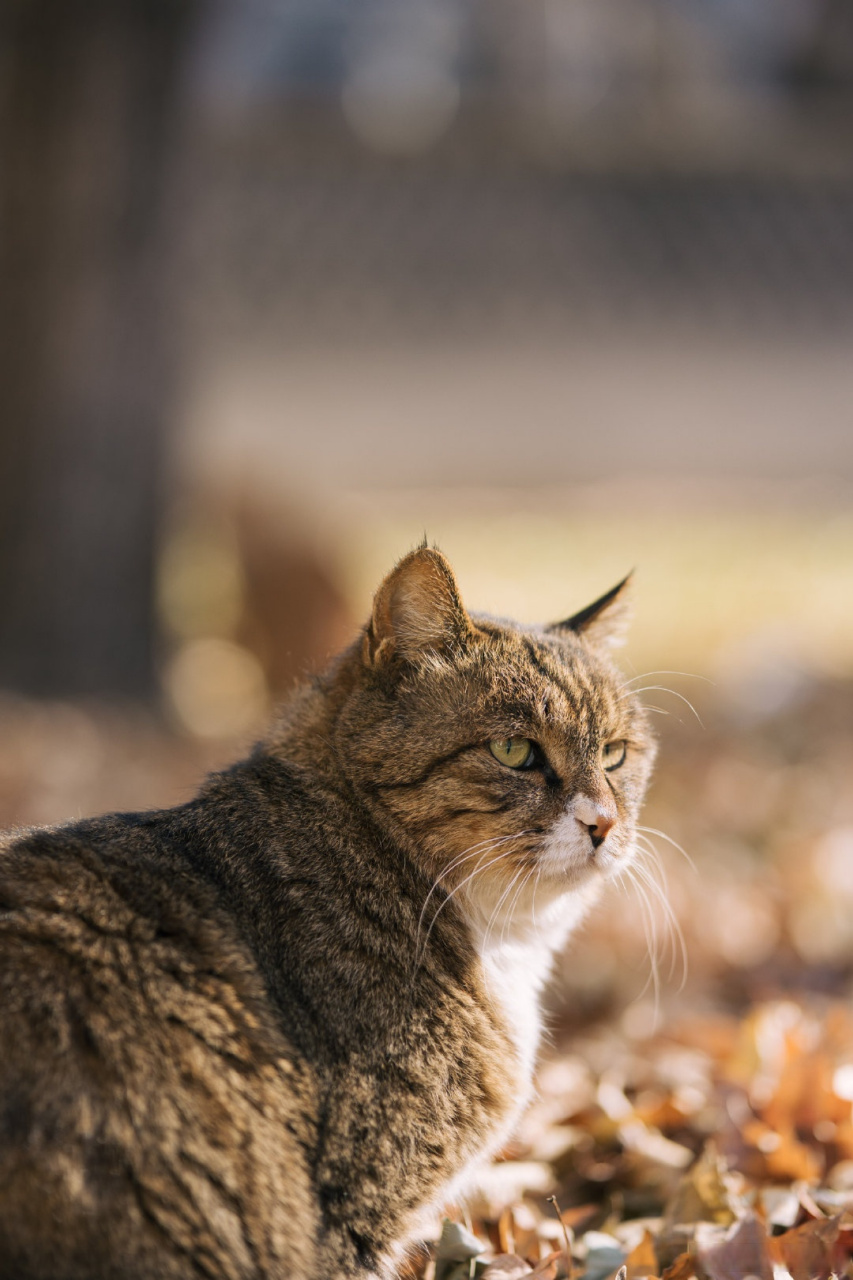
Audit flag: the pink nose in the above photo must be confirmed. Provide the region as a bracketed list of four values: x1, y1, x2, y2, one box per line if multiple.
[574, 796, 616, 849]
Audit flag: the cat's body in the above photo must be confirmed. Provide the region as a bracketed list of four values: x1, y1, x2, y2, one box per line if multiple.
[0, 548, 655, 1280]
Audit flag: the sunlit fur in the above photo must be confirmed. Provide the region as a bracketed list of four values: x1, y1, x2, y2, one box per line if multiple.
[0, 546, 657, 1280]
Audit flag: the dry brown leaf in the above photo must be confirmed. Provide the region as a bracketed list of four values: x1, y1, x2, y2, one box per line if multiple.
[481, 1254, 534, 1280]
[498, 1209, 517, 1257]
[695, 1214, 773, 1280]
[664, 1146, 739, 1229]
[633, 1095, 692, 1133]
[768, 1214, 843, 1280]
[660, 1253, 698, 1280]
[761, 1035, 847, 1137]
[624, 1228, 659, 1277]
[740, 1118, 824, 1183]
[798, 1187, 830, 1221]
[560, 1204, 600, 1234]
[528, 1249, 562, 1280]
[670, 1018, 740, 1064]
[514, 1223, 542, 1266]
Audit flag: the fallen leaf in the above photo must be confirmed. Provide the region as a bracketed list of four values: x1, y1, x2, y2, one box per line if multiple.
[660, 1253, 698, 1280]
[664, 1146, 739, 1229]
[434, 1220, 488, 1280]
[498, 1209, 517, 1257]
[529, 1249, 562, 1280]
[561, 1205, 601, 1235]
[695, 1214, 773, 1280]
[481, 1254, 534, 1280]
[768, 1214, 842, 1280]
[624, 1229, 658, 1277]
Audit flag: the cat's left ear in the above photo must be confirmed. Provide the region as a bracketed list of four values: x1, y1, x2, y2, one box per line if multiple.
[365, 546, 475, 667]
[546, 573, 633, 651]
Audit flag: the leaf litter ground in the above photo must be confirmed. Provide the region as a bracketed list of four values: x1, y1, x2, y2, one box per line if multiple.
[1, 678, 852, 1280]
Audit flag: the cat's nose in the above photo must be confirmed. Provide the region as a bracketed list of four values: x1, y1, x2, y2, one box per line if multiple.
[574, 796, 616, 850]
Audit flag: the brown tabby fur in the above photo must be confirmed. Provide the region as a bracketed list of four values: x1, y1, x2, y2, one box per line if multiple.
[0, 547, 655, 1280]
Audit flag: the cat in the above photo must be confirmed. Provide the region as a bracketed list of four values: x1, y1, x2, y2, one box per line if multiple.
[0, 545, 655, 1280]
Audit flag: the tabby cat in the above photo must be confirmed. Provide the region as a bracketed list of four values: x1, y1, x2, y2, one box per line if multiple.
[0, 546, 655, 1280]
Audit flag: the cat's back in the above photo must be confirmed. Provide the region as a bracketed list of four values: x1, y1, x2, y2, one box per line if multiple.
[0, 803, 321, 1280]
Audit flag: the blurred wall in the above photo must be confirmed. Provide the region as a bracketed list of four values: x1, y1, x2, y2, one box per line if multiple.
[1, 0, 852, 716]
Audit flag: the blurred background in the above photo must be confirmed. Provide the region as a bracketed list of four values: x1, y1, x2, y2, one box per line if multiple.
[1, 0, 853, 1022]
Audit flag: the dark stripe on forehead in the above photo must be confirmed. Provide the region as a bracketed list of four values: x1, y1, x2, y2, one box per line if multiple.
[522, 636, 586, 718]
[522, 636, 556, 685]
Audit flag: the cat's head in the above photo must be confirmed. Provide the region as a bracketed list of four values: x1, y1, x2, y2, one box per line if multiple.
[334, 546, 656, 937]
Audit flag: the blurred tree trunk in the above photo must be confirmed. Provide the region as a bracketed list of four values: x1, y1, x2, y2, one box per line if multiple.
[0, 0, 198, 698]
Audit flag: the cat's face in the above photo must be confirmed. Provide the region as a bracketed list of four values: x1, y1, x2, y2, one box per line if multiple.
[335, 547, 655, 931]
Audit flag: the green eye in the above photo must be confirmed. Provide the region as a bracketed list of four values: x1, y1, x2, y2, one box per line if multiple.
[602, 739, 627, 771]
[489, 737, 534, 769]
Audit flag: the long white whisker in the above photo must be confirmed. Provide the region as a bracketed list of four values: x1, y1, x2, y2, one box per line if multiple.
[633, 839, 689, 982]
[621, 670, 714, 688]
[421, 832, 521, 907]
[620, 862, 661, 1014]
[637, 825, 697, 873]
[619, 685, 704, 727]
[630, 852, 688, 989]
[415, 840, 514, 969]
[633, 837, 671, 894]
[481, 865, 526, 953]
[416, 832, 524, 945]
[500, 866, 535, 948]
[415, 830, 536, 967]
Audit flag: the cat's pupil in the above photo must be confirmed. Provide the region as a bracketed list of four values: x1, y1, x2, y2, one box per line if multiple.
[489, 737, 533, 769]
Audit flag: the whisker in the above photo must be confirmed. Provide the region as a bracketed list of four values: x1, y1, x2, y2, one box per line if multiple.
[417, 832, 524, 941]
[630, 852, 688, 989]
[500, 867, 536, 948]
[636, 825, 697, 873]
[633, 839, 689, 981]
[425, 831, 521, 894]
[619, 685, 704, 727]
[415, 830, 535, 968]
[621, 669, 714, 689]
[633, 835, 671, 887]
[415, 840, 514, 969]
[619, 862, 661, 1015]
[481, 865, 526, 953]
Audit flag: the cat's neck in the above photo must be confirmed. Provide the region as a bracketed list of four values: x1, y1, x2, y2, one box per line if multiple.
[263, 643, 361, 781]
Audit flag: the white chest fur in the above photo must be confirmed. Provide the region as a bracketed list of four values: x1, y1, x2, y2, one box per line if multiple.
[479, 936, 558, 1086]
[475, 884, 601, 1087]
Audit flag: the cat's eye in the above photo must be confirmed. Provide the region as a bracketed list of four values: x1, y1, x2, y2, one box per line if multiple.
[489, 737, 534, 770]
[602, 739, 627, 771]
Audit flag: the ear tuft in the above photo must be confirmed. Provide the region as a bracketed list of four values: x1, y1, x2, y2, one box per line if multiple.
[546, 573, 633, 651]
[365, 546, 473, 666]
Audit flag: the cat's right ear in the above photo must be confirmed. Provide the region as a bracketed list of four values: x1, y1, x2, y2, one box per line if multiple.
[364, 547, 474, 667]
[546, 573, 633, 651]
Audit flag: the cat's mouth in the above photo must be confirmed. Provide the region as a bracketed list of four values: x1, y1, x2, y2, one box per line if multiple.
[537, 820, 623, 884]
